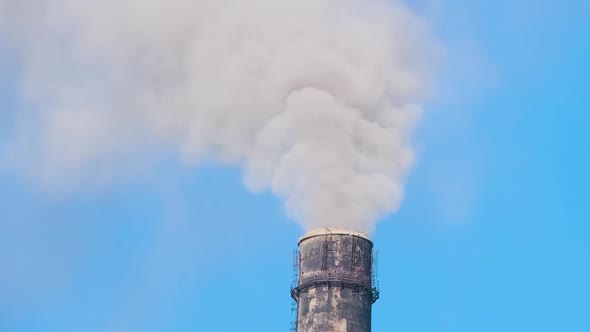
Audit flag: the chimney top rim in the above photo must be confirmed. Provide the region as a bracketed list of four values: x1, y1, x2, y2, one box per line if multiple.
[299, 228, 371, 244]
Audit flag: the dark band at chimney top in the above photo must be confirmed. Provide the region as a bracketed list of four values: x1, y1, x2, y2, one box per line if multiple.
[291, 228, 379, 332]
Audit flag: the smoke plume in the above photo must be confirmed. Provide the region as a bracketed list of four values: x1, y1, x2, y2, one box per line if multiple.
[1, 0, 439, 233]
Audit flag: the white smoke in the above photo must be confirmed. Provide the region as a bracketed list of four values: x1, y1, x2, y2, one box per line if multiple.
[1, 0, 440, 233]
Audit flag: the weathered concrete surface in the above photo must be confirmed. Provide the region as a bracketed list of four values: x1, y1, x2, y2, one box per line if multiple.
[293, 229, 377, 332]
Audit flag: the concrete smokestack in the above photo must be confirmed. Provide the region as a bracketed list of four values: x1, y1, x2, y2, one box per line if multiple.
[291, 228, 379, 332]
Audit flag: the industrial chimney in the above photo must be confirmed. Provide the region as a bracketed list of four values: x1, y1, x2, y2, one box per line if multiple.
[291, 228, 379, 332]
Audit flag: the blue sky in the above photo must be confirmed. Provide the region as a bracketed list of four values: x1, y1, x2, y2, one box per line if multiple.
[1, 1, 589, 331]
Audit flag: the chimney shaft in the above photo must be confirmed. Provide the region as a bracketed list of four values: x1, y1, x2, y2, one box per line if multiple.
[291, 228, 379, 332]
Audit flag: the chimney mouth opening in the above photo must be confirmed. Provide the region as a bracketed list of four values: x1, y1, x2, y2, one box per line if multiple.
[298, 228, 371, 245]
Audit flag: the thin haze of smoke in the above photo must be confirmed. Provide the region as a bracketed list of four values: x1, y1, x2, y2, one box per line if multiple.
[1, 0, 440, 233]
